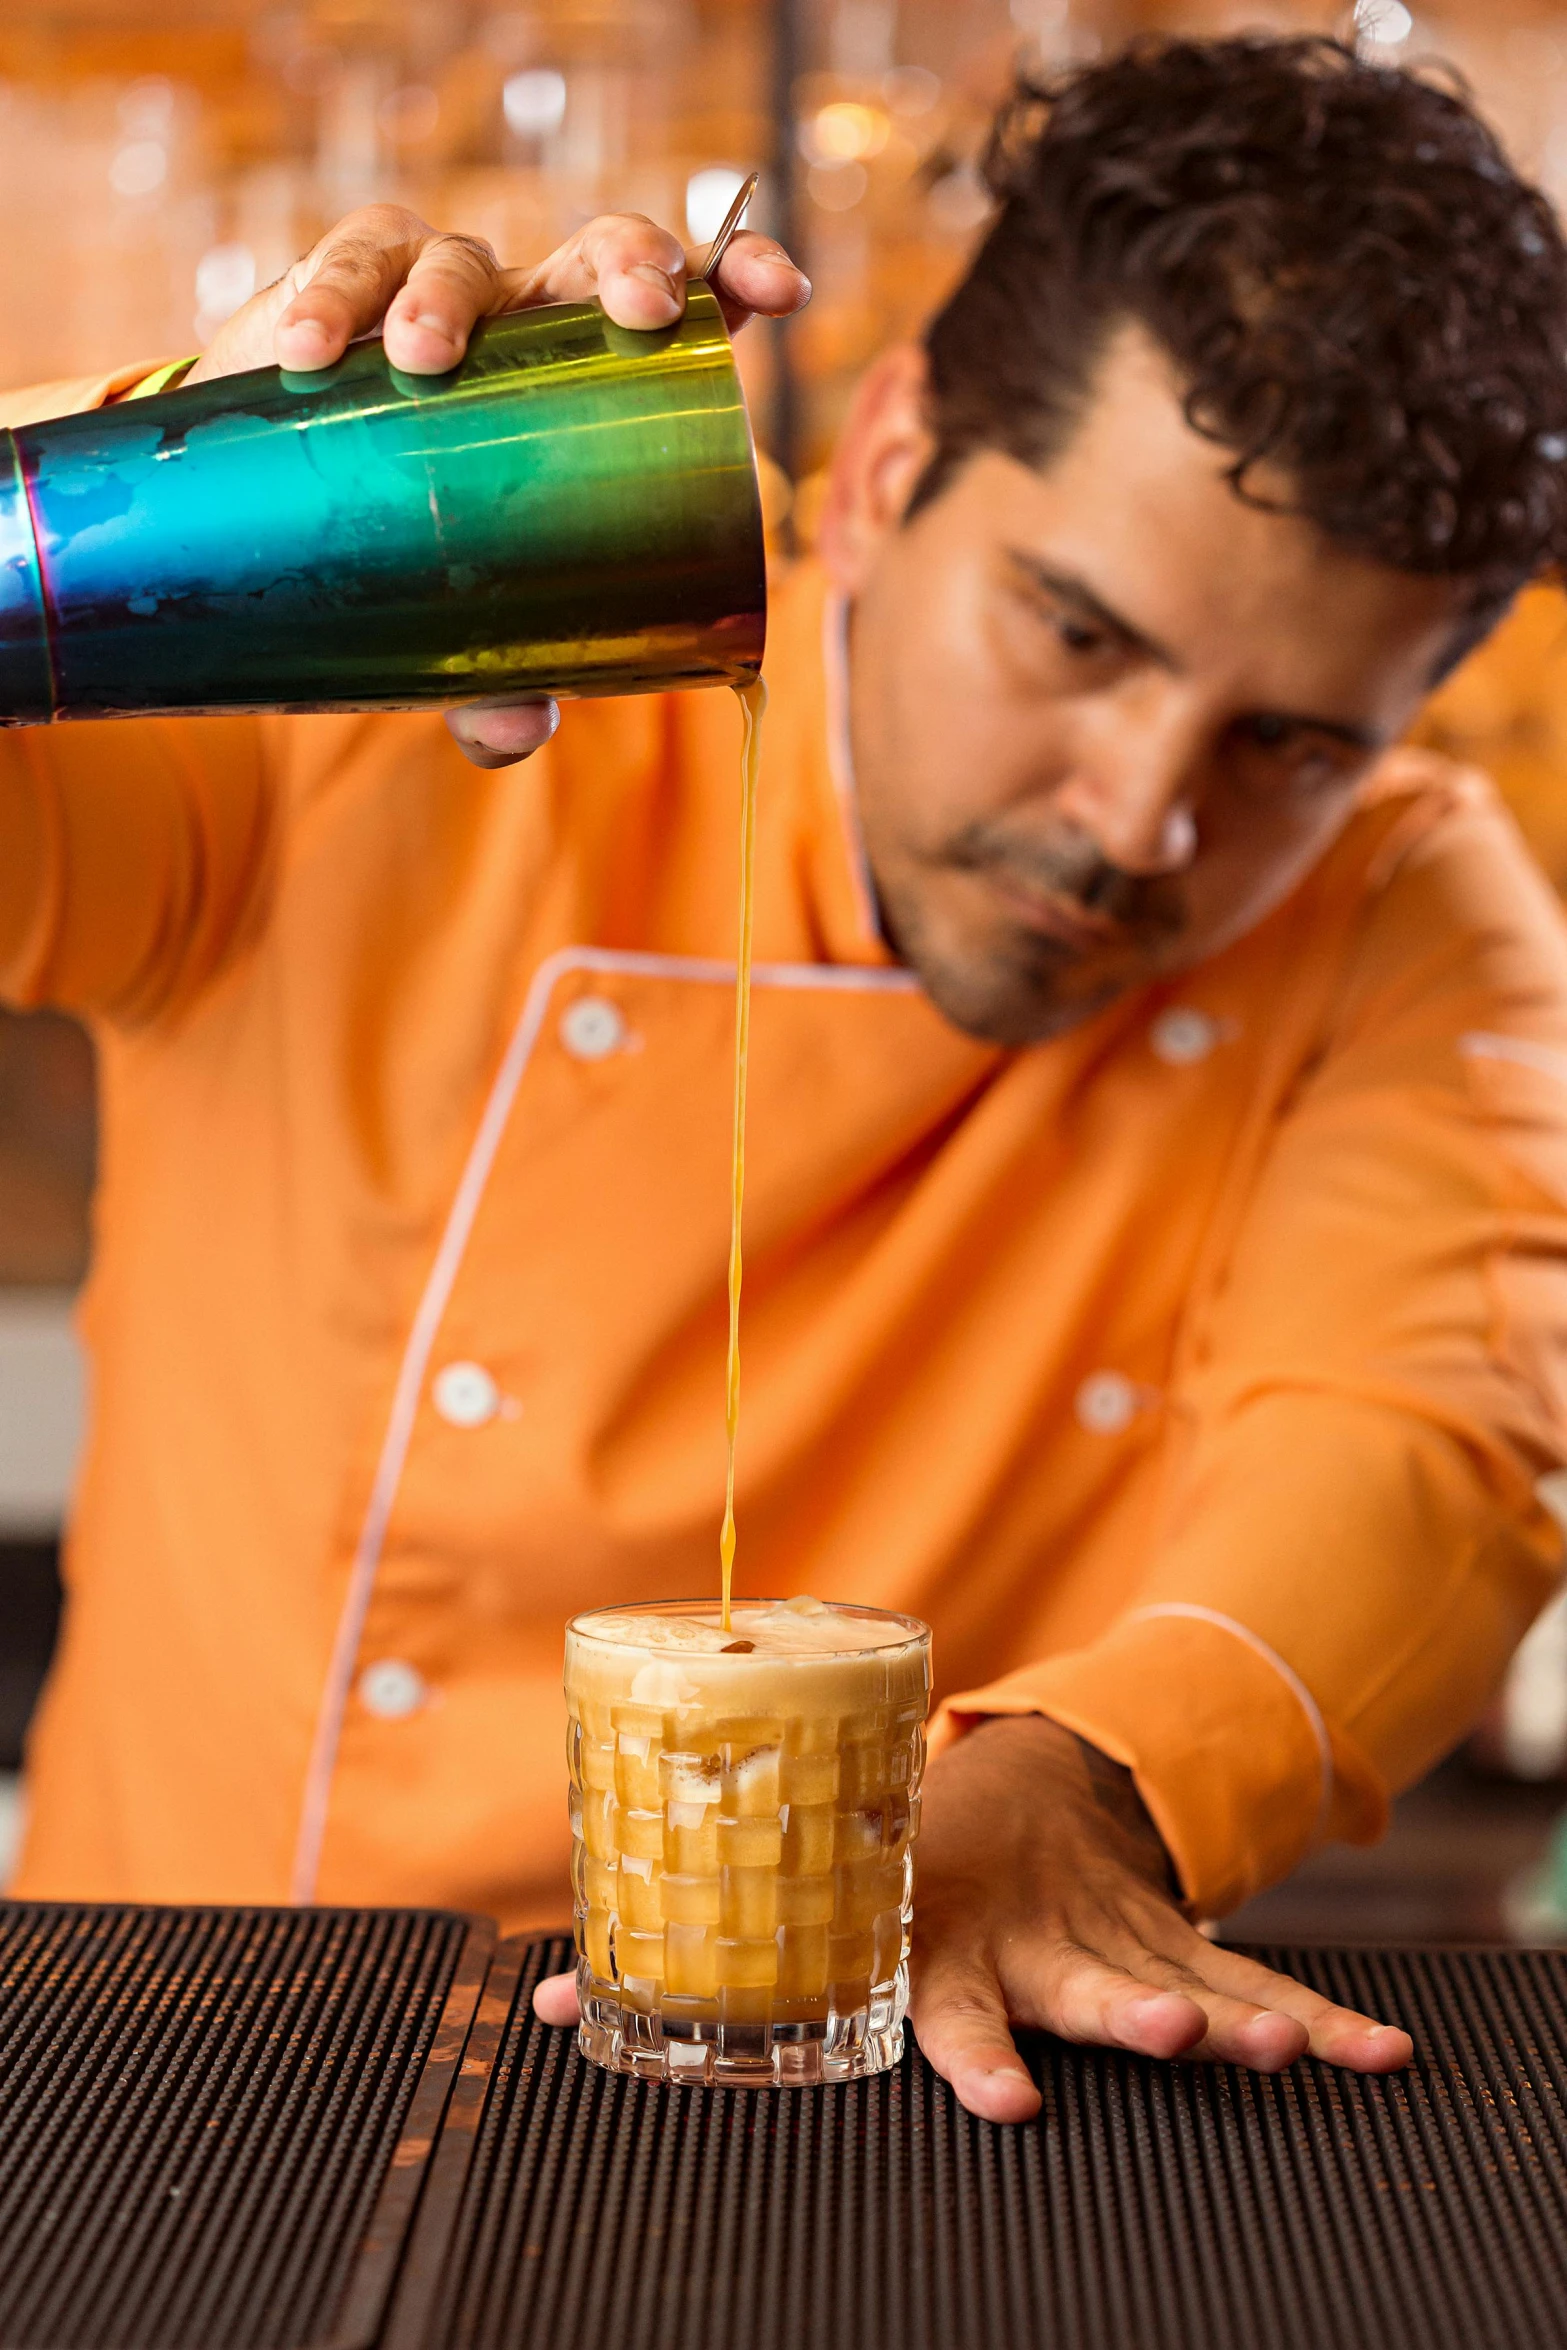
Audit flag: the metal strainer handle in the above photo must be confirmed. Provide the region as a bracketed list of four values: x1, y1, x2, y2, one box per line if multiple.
[701, 171, 761, 282]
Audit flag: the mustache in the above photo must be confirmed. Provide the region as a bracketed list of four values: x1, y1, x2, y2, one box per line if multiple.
[943, 820, 1186, 938]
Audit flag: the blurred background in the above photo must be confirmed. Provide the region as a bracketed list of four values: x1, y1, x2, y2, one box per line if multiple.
[3, 0, 1567, 1930]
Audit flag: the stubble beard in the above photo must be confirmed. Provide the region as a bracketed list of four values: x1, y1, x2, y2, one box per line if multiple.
[871, 873, 1143, 1047]
[870, 827, 1189, 1049]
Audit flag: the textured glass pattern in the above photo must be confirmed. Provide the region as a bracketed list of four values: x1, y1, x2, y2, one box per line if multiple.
[565, 1604, 931, 2086]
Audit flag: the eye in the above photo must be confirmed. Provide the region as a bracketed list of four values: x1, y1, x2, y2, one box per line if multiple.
[1289, 743, 1342, 790]
[1231, 713, 1362, 801]
[1247, 713, 1290, 748]
[1055, 615, 1107, 655]
[1278, 735, 1348, 792]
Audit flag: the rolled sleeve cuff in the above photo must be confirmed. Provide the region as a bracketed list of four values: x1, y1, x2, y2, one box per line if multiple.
[120, 358, 198, 402]
[930, 1607, 1370, 1918]
[0, 359, 186, 432]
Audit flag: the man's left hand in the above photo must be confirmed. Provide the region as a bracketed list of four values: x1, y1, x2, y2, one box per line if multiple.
[902, 1713, 1412, 2122]
[531, 1712, 1415, 2120]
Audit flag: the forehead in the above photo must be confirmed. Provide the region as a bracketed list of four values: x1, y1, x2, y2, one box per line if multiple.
[939, 325, 1463, 706]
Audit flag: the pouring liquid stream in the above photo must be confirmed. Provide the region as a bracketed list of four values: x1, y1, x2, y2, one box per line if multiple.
[720, 676, 766, 1635]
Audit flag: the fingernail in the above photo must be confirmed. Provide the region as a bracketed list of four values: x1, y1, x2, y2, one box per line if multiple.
[411, 312, 457, 336]
[629, 263, 679, 299]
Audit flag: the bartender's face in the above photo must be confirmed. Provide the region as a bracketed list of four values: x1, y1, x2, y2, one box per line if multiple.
[822, 327, 1472, 1046]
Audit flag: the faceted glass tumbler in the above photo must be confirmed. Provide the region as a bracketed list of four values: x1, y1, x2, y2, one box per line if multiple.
[565, 1600, 932, 2086]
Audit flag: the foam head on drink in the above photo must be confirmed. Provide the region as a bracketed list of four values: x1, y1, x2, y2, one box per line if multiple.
[567, 1594, 932, 2083]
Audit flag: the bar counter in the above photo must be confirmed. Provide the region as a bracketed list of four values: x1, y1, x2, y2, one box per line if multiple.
[1, 1901, 1565, 2350]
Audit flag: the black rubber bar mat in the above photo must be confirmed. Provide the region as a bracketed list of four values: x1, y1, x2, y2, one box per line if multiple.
[385, 1934, 1567, 2350]
[0, 1901, 492, 2350]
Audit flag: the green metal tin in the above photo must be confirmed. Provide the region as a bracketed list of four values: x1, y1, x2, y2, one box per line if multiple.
[0, 281, 765, 722]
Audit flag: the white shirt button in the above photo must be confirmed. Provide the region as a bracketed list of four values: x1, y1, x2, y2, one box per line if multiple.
[1150, 1007, 1222, 1066]
[560, 996, 627, 1060]
[1075, 1372, 1139, 1434]
[359, 1659, 427, 1719]
[432, 1360, 500, 1427]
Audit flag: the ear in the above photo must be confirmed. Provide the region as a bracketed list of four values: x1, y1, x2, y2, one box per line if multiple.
[817, 344, 937, 595]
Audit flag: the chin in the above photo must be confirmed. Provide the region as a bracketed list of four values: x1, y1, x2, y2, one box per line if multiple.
[881, 886, 1175, 1049]
[912, 953, 1130, 1049]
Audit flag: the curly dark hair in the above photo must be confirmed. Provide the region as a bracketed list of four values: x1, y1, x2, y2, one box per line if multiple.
[917, 36, 1567, 629]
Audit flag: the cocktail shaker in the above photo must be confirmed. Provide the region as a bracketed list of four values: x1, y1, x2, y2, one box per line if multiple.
[0, 280, 764, 723]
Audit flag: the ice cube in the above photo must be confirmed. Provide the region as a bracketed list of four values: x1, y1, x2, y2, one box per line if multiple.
[630, 1660, 695, 1706]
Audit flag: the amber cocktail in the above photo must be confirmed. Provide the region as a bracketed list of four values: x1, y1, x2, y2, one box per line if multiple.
[566, 1597, 932, 2086]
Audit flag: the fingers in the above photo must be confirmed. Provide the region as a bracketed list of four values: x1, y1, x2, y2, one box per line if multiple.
[1054, 1913, 1403, 2073]
[532, 1970, 581, 2028]
[187, 200, 812, 391]
[1015, 1917, 1407, 2078]
[1144, 1963, 1311, 2071]
[706, 230, 812, 334]
[972, 1929, 1302, 2073]
[272, 206, 433, 373]
[503, 214, 810, 335]
[909, 1945, 1042, 2124]
[1043, 1943, 1211, 2061]
[383, 232, 509, 374]
[917, 1884, 1374, 2098]
[590, 212, 689, 330]
[445, 699, 560, 769]
[509, 213, 690, 330]
[1192, 1943, 1414, 2073]
[913, 1919, 1405, 2122]
[1331, 2020, 1415, 2072]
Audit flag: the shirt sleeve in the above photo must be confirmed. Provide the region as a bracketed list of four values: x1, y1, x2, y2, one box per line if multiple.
[932, 772, 1567, 1919]
[0, 365, 276, 1024]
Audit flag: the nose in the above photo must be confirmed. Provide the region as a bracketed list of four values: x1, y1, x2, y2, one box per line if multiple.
[1078, 794, 1197, 876]
[1053, 693, 1204, 877]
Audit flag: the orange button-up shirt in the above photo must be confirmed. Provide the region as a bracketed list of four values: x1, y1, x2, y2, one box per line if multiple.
[5, 364, 1567, 1929]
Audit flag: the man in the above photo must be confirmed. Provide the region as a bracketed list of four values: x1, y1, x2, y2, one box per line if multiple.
[3, 33, 1567, 2125]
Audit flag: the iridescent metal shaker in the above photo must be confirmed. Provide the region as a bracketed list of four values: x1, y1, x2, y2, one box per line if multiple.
[0, 280, 764, 723]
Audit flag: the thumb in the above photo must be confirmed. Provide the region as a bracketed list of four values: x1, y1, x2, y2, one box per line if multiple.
[909, 1942, 1041, 2124]
[445, 698, 560, 769]
[532, 1970, 581, 2028]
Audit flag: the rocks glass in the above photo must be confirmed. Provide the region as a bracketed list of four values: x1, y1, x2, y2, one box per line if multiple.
[565, 1598, 932, 2086]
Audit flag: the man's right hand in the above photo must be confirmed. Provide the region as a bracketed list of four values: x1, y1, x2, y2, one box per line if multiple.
[185, 203, 809, 769]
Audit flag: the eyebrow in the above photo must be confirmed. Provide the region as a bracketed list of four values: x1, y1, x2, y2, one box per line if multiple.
[1006, 550, 1180, 671]
[1005, 548, 1385, 755]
